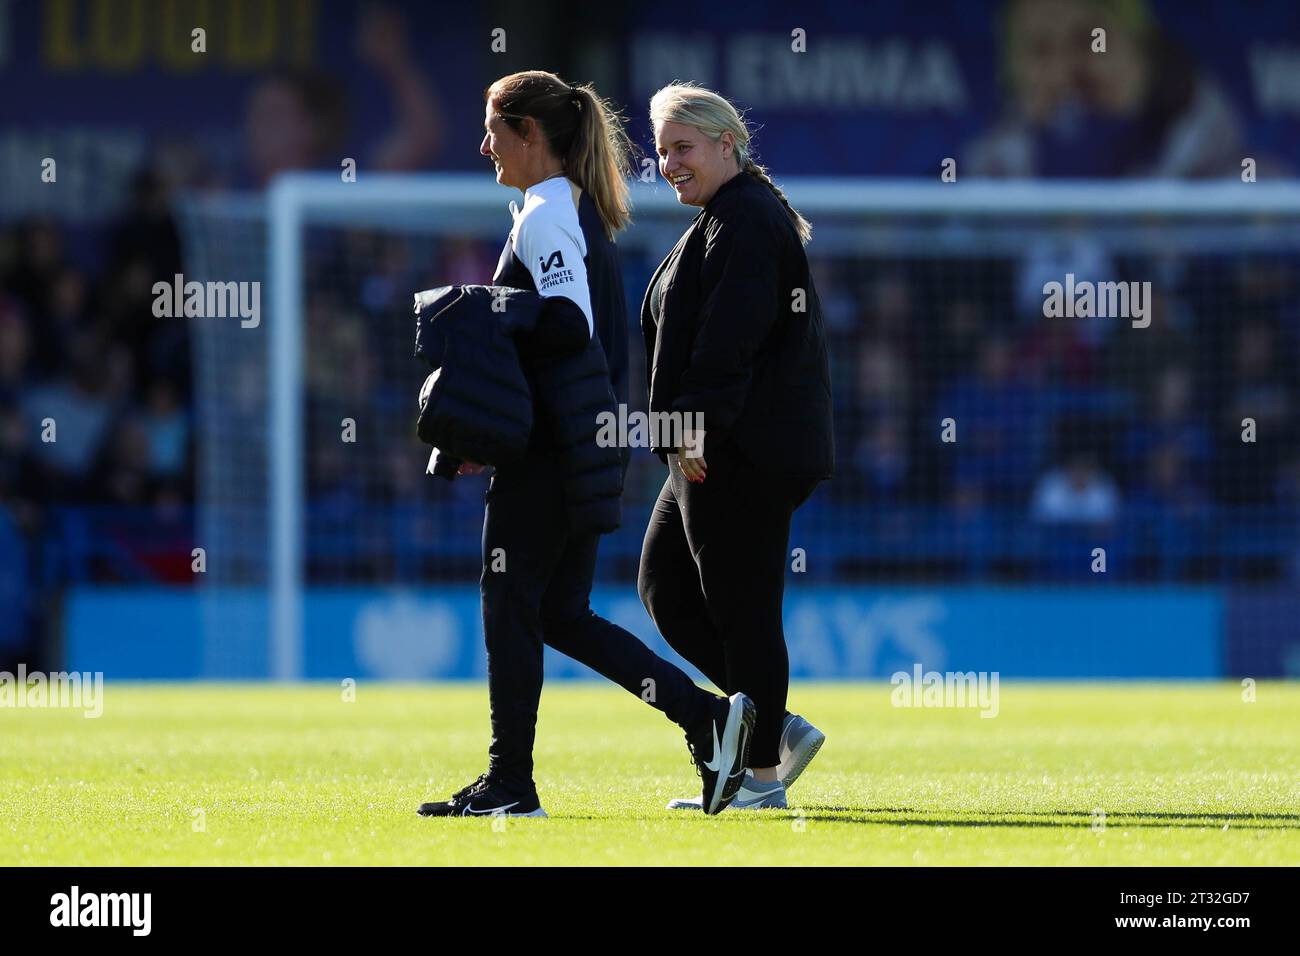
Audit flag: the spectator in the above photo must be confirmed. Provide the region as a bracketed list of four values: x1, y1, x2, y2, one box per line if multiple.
[140, 380, 190, 484]
[1101, 290, 1194, 401]
[104, 168, 190, 394]
[1123, 365, 1210, 481]
[1132, 441, 1208, 517]
[1217, 321, 1295, 503]
[101, 419, 155, 506]
[1031, 450, 1121, 525]
[941, 336, 1043, 504]
[5, 218, 64, 324]
[0, 308, 39, 527]
[853, 416, 910, 503]
[21, 333, 124, 503]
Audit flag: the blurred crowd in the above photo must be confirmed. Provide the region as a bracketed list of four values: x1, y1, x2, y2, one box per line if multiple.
[6, 204, 1300, 604]
[1, 174, 193, 523]
[818, 252, 1300, 517]
[291, 224, 1300, 584]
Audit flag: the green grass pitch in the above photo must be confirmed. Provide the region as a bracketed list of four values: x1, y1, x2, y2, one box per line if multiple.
[2, 682, 1297, 866]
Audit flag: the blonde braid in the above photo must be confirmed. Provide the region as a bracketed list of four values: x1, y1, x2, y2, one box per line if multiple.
[741, 157, 812, 244]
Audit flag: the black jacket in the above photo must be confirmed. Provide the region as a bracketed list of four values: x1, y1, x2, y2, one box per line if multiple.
[415, 284, 624, 535]
[641, 171, 834, 478]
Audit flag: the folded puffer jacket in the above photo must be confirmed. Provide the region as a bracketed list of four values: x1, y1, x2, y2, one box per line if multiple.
[414, 284, 625, 535]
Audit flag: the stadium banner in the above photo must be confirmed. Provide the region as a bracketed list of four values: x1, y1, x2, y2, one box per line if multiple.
[64, 585, 1222, 680]
[1225, 589, 1300, 678]
[5, 0, 1297, 226]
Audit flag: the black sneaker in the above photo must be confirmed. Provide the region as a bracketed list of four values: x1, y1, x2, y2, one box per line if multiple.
[417, 773, 548, 818]
[684, 693, 756, 815]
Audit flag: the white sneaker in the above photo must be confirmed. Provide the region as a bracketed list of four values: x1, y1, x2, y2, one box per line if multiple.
[667, 772, 787, 811]
[776, 712, 826, 789]
[667, 712, 825, 811]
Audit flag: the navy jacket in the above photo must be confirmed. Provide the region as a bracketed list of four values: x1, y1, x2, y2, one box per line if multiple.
[414, 284, 624, 535]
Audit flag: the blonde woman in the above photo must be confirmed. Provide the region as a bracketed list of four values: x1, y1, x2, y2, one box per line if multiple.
[637, 83, 835, 811]
[419, 72, 753, 818]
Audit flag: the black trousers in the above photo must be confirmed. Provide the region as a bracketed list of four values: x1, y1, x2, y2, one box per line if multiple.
[481, 450, 711, 791]
[637, 441, 819, 768]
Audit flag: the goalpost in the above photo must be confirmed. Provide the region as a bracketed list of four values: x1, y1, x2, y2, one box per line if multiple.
[178, 174, 1300, 680]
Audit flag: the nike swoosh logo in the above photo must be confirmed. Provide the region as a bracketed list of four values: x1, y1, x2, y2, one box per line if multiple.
[463, 801, 519, 816]
[702, 722, 726, 773]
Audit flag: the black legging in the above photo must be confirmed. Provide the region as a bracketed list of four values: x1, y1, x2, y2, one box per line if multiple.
[637, 441, 819, 767]
[481, 449, 712, 791]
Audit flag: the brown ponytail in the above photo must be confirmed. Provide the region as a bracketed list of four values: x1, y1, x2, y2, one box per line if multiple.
[487, 71, 633, 239]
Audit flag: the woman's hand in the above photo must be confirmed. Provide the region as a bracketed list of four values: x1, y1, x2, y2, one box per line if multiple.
[678, 428, 707, 483]
[458, 460, 487, 476]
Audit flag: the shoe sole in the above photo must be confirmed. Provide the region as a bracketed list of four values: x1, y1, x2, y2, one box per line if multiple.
[416, 805, 549, 818]
[667, 794, 786, 811]
[734, 797, 787, 810]
[780, 726, 826, 790]
[706, 693, 755, 815]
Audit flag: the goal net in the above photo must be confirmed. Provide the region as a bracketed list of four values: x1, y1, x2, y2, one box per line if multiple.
[177, 174, 1300, 679]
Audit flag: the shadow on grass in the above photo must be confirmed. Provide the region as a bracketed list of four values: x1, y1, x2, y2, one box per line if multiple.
[779, 807, 1300, 829]
[558, 809, 1300, 830]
